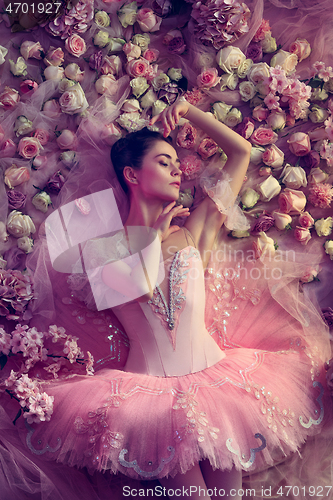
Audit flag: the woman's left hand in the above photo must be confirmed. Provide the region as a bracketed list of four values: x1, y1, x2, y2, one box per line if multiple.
[150, 99, 191, 138]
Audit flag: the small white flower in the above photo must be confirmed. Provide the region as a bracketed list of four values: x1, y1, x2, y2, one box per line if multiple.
[32, 192, 52, 213]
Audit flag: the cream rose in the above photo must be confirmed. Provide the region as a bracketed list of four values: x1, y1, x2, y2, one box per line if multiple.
[44, 66, 65, 81]
[280, 164, 307, 189]
[116, 112, 147, 132]
[4, 164, 30, 189]
[17, 236, 34, 253]
[130, 77, 149, 98]
[272, 210, 292, 230]
[237, 58, 253, 79]
[239, 81, 256, 102]
[309, 105, 329, 123]
[140, 89, 156, 109]
[0, 45, 8, 65]
[44, 46, 64, 67]
[168, 68, 182, 81]
[14, 115, 34, 137]
[108, 38, 126, 53]
[58, 79, 75, 93]
[220, 73, 238, 91]
[122, 99, 141, 113]
[257, 175, 281, 201]
[101, 55, 121, 76]
[216, 46, 246, 73]
[315, 217, 333, 237]
[289, 38, 311, 62]
[152, 73, 170, 91]
[64, 63, 84, 82]
[248, 63, 271, 85]
[43, 99, 61, 118]
[132, 33, 150, 52]
[59, 150, 77, 168]
[59, 83, 88, 115]
[266, 111, 286, 131]
[212, 102, 232, 122]
[250, 146, 265, 164]
[94, 31, 110, 48]
[262, 33, 277, 53]
[253, 231, 276, 260]
[7, 210, 36, 238]
[95, 75, 118, 95]
[324, 240, 333, 260]
[152, 100, 167, 116]
[9, 57, 27, 77]
[311, 87, 329, 101]
[224, 108, 242, 128]
[241, 188, 260, 208]
[308, 168, 328, 184]
[95, 10, 110, 27]
[20, 40, 43, 60]
[118, 1, 137, 28]
[32, 191, 52, 213]
[270, 50, 298, 76]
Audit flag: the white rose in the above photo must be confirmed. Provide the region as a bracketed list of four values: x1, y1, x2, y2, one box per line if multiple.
[108, 38, 126, 53]
[250, 146, 265, 164]
[253, 231, 276, 260]
[220, 73, 238, 91]
[257, 175, 281, 201]
[7, 211, 36, 238]
[58, 78, 76, 93]
[140, 89, 157, 108]
[94, 10, 110, 27]
[315, 217, 333, 237]
[280, 164, 307, 189]
[216, 46, 246, 73]
[224, 108, 242, 128]
[0, 45, 8, 65]
[241, 188, 260, 208]
[212, 101, 232, 122]
[231, 230, 250, 238]
[168, 68, 182, 81]
[118, 1, 137, 28]
[14, 116, 34, 137]
[64, 63, 84, 82]
[32, 192, 52, 213]
[237, 58, 253, 79]
[266, 111, 286, 131]
[0, 255, 7, 269]
[311, 88, 329, 102]
[152, 73, 170, 91]
[262, 33, 277, 53]
[270, 50, 298, 76]
[132, 34, 150, 52]
[9, 57, 27, 77]
[93, 30, 110, 48]
[272, 210, 292, 230]
[122, 99, 141, 113]
[308, 167, 328, 184]
[17, 236, 34, 253]
[324, 240, 333, 260]
[309, 105, 329, 123]
[60, 150, 78, 168]
[44, 66, 65, 80]
[116, 112, 147, 132]
[130, 77, 149, 97]
[248, 63, 271, 85]
[59, 83, 89, 115]
[152, 100, 168, 116]
[239, 81, 256, 102]
[196, 52, 216, 69]
[0, 222, 9, 244]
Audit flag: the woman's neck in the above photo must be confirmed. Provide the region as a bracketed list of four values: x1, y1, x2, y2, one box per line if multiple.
[125, 194, 164, 228]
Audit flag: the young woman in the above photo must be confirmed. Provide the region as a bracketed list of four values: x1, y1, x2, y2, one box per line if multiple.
[21, 99, 331, 499]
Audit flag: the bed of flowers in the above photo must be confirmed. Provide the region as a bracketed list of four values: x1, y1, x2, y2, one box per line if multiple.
[0, 0, 332, 423]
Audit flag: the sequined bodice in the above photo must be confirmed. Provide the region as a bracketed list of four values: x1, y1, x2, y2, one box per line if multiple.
[113, 246, 225, 377]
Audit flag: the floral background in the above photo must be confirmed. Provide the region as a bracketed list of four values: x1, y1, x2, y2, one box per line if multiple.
[0, 0, 332, 495]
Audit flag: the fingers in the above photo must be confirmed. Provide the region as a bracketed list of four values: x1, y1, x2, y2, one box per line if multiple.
[149, 103, 182, 137]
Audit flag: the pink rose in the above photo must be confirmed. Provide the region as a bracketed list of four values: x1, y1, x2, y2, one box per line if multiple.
[32, 155, 48, 170]
[308, 126, 328, 141]
[95, 75, 118, 95]
[196, 68, 220, 89]
[253, 19, 271, 43]
[298, 211, 314, 228]
[262, 144, 284, 168]
[250, 126, 278, 146]
[126, 58, 149, 78]
[42, 99, 61, 118]
[100, 55, 121, 76]
[123, 42, 141, 60]
[271, 210, 292, 230]
[0, 139, 16, 158]
[64, 63, 84, 82]
[287, 132, 311, 156]
[289, 39, 311, 63]
[65, 34, 87, 58]
[18, 137, 42, 159]
[308, 183, 333, 209]
[176, 123, 197, 149]
[294, 226, 311, 245]
[235, 117, 255, 139]
[142, 48, 159, 63]
[20, 40, 43, 60]
[180, 155, 202, 180]
[300, 267, 319, 284]
[56, 129, 78, 150]
[20, 80, 38, 94]
[4, 165, 30, 189]
[259, 166, 272, 177]
[163, 30, 186, 55]
[136, 8, 162, 32]
[44, 46, 64, 66]
[252, 105, 269, 122]
[34, 129, 50, 146]
[197, 137, 219, 160]
[0, 87, 20, 109]
[278, 188, 307, 214]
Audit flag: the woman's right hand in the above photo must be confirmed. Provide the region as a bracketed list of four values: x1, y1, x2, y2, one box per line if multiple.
[153, 202, 190, 242]
[150, 99, 191, 138]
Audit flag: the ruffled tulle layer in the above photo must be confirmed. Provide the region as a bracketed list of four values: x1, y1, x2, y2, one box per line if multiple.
[18, 343, 329, 481]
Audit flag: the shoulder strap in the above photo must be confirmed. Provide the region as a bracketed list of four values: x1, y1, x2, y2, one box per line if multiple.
[182, 226, 197, 249]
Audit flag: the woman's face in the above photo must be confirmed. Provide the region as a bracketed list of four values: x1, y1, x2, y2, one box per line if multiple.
[134, 140, 181, 201]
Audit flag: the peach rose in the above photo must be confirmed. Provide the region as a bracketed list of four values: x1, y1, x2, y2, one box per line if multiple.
[287, 132, 311, 156]
[262, 144, 284, 168]
[123, 42, 141, 61]
[289, 38, 311, 63]
[126, 58, 149, 78]
[4, 165, 30, 189]
[18, 137, 42, 159]
[20, 40, 43, 60]
[64, 63, 84, 82]
[250, 126, 278, 146]
[44, 46, 64, 66]
[298, 211, 314, 228]
[294, 226, 311, 245]
[65, 34, 87, 58]
[0, 87, 20, 109]
[196, 68, 220, 89]
[136, 8, 162, 32]
[278, 188, 307, 214]
[33, 129, 49, 146]
[271, 210, 292, 230]
[56, 129, 78, 150]
[252, 105, 269, 122]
